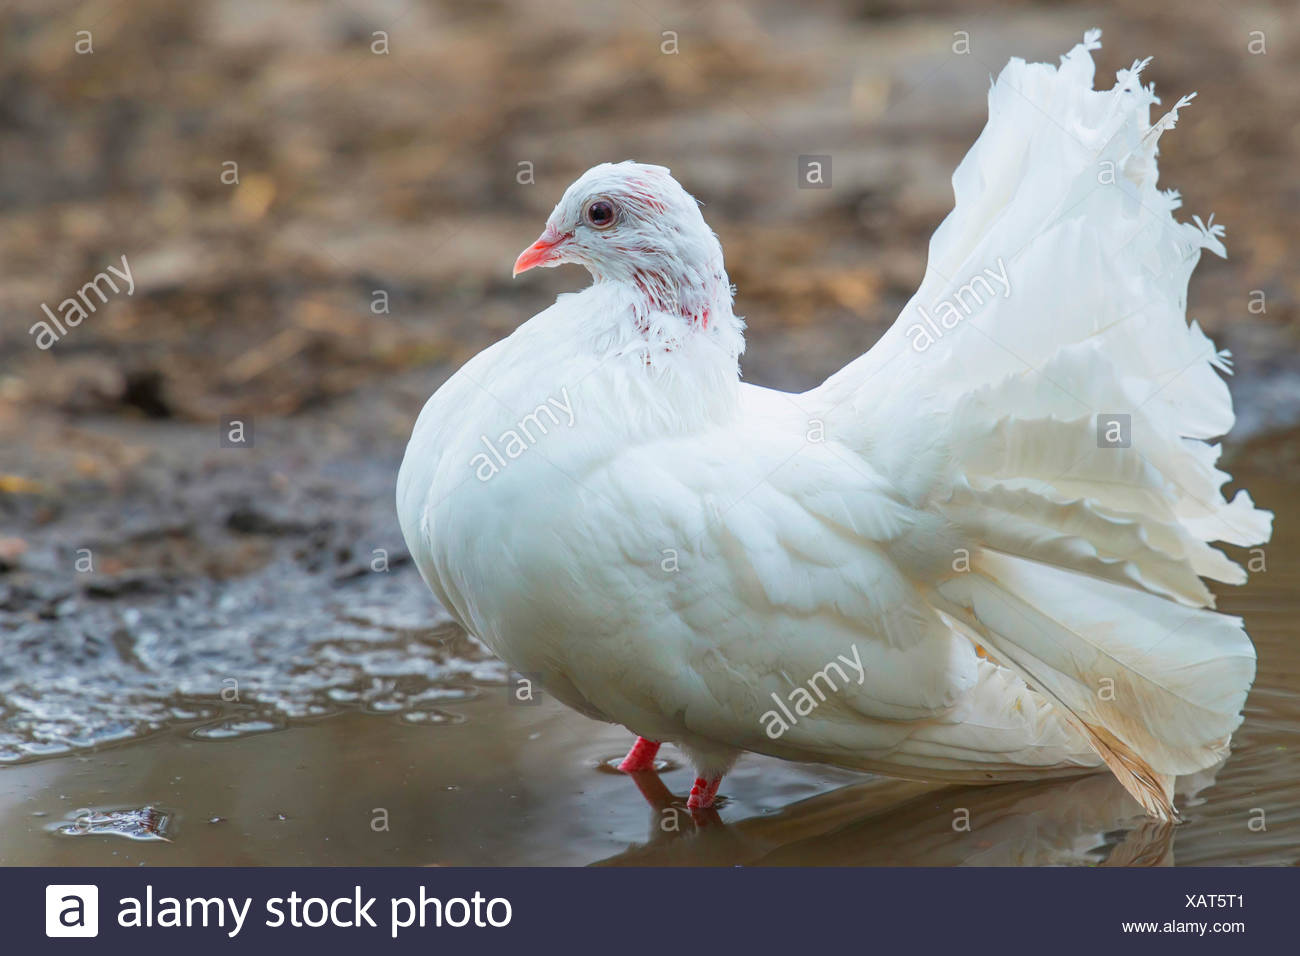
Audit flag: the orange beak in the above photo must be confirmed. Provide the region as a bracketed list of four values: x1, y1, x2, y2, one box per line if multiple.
[512, 228, 571, 277]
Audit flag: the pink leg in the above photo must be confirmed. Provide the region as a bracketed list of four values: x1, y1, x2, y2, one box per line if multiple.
[686, 775, 722, 810]
[618, 736, 661, 773]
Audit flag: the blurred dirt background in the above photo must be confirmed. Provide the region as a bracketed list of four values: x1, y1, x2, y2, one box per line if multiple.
[0, 1, 1297, 758]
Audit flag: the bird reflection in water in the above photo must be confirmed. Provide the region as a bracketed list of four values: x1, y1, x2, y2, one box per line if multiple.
[597, 764, 1225, 867]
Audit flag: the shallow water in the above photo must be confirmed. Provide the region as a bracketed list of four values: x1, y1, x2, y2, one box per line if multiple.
[1, 448, 1296, 866]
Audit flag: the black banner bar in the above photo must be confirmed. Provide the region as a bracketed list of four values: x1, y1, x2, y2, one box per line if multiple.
[9, 866, 1289, 953]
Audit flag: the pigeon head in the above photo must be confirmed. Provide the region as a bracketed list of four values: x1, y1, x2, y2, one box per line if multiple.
[513, 162, 730, 326]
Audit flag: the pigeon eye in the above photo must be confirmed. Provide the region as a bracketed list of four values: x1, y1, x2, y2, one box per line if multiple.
[584, 199, 617, 230]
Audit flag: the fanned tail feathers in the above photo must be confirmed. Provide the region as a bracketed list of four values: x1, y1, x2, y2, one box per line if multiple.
[817, 30, 1271, 818]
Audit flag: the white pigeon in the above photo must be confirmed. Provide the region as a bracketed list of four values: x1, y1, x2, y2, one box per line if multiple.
[397, 31, 1271, 820]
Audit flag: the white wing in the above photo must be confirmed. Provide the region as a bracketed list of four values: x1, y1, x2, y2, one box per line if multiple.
[412, 381, 1095, 778]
